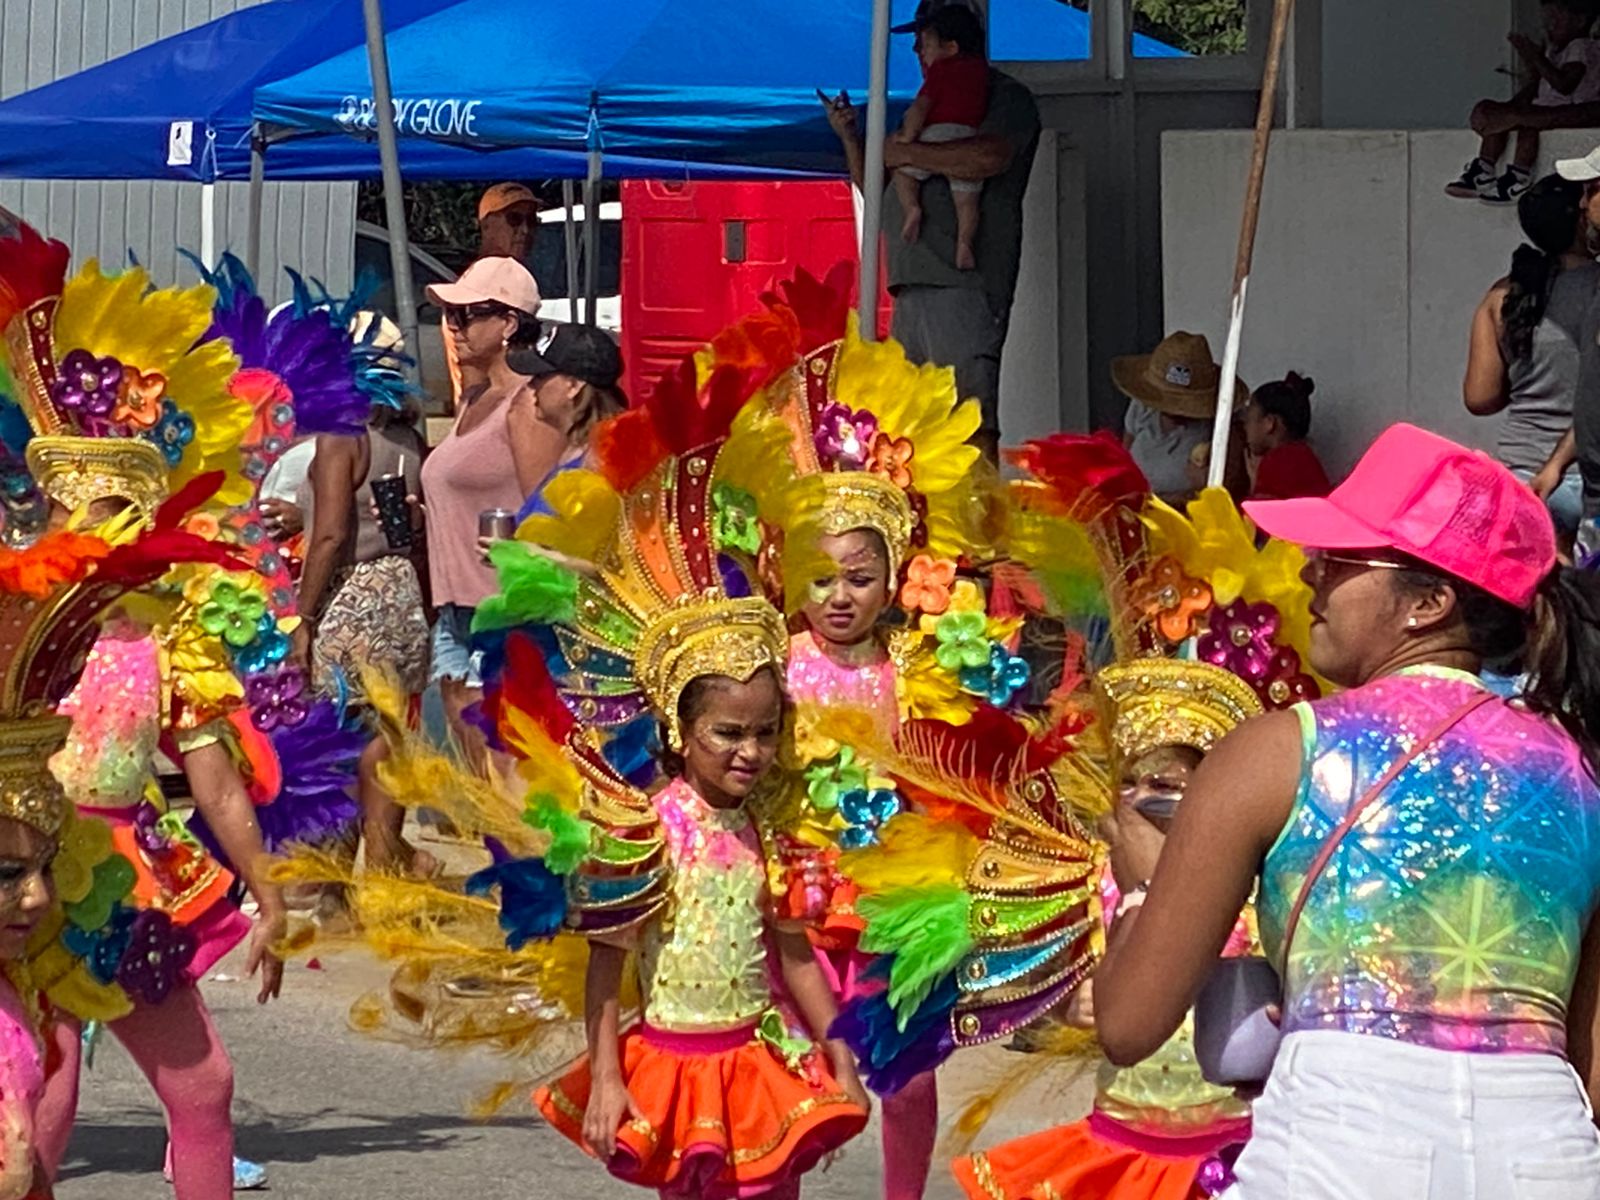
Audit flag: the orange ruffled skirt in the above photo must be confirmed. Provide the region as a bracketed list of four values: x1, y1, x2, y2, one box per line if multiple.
[953, 1113, 1249, 1200]
[535, 1020, 869, 1198]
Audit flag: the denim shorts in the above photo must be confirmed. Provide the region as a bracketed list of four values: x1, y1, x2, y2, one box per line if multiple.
[430, 602, 481, 688]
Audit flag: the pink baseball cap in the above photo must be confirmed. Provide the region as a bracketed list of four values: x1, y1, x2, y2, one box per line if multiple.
[1242, 423, 1556, 608]
[426, 256, 540, 316]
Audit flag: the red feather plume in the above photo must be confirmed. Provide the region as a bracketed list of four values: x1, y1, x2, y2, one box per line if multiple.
[0, 223, 70, 329]
[487, 630, 576, 747]
[763, 263, 854, 352]
[1007, 431, 1151, 508]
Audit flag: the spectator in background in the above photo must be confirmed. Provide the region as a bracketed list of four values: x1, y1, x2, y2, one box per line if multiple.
[1449, 0, 1600, 204]
[1244, 372, 1331, 501]
[418, 258, 559, 771]
[823, 0, 1040, 460]
[476, 181, 540, 262]
[1114, 331, 1248, 505]
[1468, 174, 1595, 540]
[892, 3, 990, 270]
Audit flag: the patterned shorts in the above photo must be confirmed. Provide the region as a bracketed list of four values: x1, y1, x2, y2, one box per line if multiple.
[312, 555, 431, 701]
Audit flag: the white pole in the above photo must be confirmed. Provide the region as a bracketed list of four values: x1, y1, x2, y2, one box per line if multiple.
[200, 183, 216, 270]
[246, 130, 266, 278]
[1207, 0, 1296, 488]
[362, 0, 422, 385]
[858, 0, 892, 339]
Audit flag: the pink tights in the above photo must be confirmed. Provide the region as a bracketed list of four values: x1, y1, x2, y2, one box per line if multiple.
[881, 1070, 938, 1200]
[35, 985, 235, 1200]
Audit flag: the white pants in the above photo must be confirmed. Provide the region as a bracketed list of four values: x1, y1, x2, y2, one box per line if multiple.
[1223, 1031, 1600, 1200]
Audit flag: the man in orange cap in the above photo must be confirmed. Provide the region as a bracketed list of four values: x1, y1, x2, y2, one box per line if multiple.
[476, 181, 540, 262]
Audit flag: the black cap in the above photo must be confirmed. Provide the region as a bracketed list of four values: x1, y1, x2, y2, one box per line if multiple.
[510, 323, 623, 389]
[890, 0, 977, 34]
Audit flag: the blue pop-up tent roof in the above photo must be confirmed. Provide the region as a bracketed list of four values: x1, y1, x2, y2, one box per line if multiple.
[0, 0, 812, 182]
[255, 0, 1180, 172]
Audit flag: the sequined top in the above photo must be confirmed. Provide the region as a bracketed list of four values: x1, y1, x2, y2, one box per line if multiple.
[636, 778, 775, 1033]
[786, 630, 899, 727]
[51, 625, 165, 813]
[1260, 667, 1600, 1055]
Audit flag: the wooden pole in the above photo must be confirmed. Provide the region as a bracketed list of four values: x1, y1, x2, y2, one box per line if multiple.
[1207, 0, 1296, 488]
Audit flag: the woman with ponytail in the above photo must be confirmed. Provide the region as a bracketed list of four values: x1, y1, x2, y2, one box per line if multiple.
[1092, 424, 1600, 1199]
[1465, 173, 1596, 536]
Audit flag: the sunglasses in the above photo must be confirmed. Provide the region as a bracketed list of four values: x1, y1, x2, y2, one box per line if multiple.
[444, 302, 509, 328]
[1304, 548, 1410, 574]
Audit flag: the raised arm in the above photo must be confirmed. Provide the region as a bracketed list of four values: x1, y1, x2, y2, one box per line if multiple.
[1094, 710, 1303, 1064]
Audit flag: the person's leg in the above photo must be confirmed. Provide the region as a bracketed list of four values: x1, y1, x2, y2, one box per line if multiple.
[907, 286, 1007, 460]
[952, 188, 981, 271]
[110, 986, 235, 1200]
[439, 675, 488, 777]
[1513, 126, 1540, 171]
[33, 1013, 84, 1180]
[893, 170, 925, 244]
[881, 1070, 937, 1200]
[889, 286, 935, 367]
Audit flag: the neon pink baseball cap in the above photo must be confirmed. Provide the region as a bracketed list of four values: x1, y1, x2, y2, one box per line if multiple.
[1242, 423, 1556, 608]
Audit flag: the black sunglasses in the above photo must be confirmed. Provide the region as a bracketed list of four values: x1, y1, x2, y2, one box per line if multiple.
[444, 302, 510, 328]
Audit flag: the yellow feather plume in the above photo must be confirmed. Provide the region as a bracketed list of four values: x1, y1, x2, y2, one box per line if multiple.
[838, 811, 977, 893]
[515, 468, 621, 565]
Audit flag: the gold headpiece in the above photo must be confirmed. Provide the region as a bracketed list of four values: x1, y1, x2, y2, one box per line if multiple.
[634, 593, 789, 750]
[0, 715, 70, 838]
[815, 472, 916, 579]
[1098, 659, 1263, 761]
[26, 437, 169, 520]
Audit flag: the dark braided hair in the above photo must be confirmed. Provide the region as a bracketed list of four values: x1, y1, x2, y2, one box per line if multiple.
[1503, 175, 1585, 363]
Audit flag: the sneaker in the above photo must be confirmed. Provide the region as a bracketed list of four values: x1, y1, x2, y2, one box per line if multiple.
[1480, 167, 1532, 206]
[162, 1155, 268, 1191]
[1445, 158, 1496, 198]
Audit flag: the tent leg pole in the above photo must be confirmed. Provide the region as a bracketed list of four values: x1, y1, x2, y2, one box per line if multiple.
[246, 132, 266, 278]
[362, 0, 422, 386]
[583, 149, 601, 327]
[200, 183, 216, 271]
[858, 0, 892, 340]
[1207, 0, 1295, 489]
[562, 179, 581, 325]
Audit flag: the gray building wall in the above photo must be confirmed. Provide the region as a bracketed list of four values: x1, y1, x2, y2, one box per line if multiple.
[0, 0, 355, 304]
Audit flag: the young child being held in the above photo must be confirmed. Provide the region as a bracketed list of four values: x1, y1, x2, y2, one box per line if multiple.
[1448, 0, 1600, 205]
[893, 3, 991, 270]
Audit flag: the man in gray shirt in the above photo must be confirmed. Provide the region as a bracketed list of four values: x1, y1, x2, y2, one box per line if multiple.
[825, 0, 1041, 459]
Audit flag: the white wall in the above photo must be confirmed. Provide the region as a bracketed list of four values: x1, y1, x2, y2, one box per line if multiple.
[1162, 127, 1600, 478]
[1321, 0, 1520, 129]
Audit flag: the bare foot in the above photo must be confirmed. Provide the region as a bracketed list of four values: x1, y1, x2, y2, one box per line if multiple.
[956, 240, 977, 270]
[901, 206, 923, 244]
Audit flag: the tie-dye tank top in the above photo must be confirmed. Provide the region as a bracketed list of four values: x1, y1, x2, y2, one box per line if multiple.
[1259, 666, 1600, 1054]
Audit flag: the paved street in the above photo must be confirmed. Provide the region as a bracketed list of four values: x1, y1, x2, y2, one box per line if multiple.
[54, 844, 1094, 1199]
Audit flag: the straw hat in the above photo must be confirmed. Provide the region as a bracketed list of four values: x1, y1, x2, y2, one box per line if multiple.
[1111, 331, 1247, 420]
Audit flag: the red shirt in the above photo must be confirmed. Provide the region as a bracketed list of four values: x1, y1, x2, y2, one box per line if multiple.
[1250, 440, 1332, 501]
[919, 55, 990, 127]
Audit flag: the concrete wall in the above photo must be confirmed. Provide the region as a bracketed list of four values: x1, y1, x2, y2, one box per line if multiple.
[1161, 127, 1600, 479]
[0, 0, 355, 304]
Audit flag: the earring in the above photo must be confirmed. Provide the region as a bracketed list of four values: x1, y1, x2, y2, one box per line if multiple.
[502, 336, 510, 349]
[1407, 617, 1418, 628]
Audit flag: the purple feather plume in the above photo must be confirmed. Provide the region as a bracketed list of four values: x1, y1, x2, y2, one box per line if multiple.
[257, 698, 364, 850]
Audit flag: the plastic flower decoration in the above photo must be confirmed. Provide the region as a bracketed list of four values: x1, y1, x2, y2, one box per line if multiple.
[711, 483, 762, 555]
[813, 401, 879, 470]
[1197, 599, 1280, 689]
[934, 608, 991, 672]
[959, 642, 1032, 706]
[805, 747, 870, 813]
[1259, 645, 1321, 710]
[114, 909, 198, 1006]
[869, 432, 915, 490]
[62, 854, 137, 934]
[233, 612, 291, 675]
[112, 368, 167, 431]
[838, 784, 901, 849]
[146, 400, 197, 467]
[1132, 557, 1214, 644]
[899, 555, 957, 616]
[246, 666, 311, 731]
[62, 905, 137, 985]
[198, 578, 269, 648]
[50, 349, 121, 422]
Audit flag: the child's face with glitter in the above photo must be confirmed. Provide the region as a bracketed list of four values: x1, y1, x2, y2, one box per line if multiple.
[679, 668, 784, 809]
[1118, 743, 1202, 830]
[0, 817, 54, 958]
[803, 529, 893, 648]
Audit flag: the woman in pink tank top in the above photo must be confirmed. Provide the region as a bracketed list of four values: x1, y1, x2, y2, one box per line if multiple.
[418, 258, 564, 772]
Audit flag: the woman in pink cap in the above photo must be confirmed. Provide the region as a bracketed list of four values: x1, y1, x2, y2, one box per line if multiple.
[1090, 424, 1600, 1199]
[419, 257, 563, 778]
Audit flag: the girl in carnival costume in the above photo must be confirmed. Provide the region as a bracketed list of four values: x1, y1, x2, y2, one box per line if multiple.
[829, 432, 1326, 1197]
[281, 331, 874, 1198]
[0, 225, 370, 1197]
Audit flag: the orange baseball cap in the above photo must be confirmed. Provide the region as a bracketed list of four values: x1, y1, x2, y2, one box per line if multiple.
[425, 256, 541, 316]
[478, 182, 538, 221]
